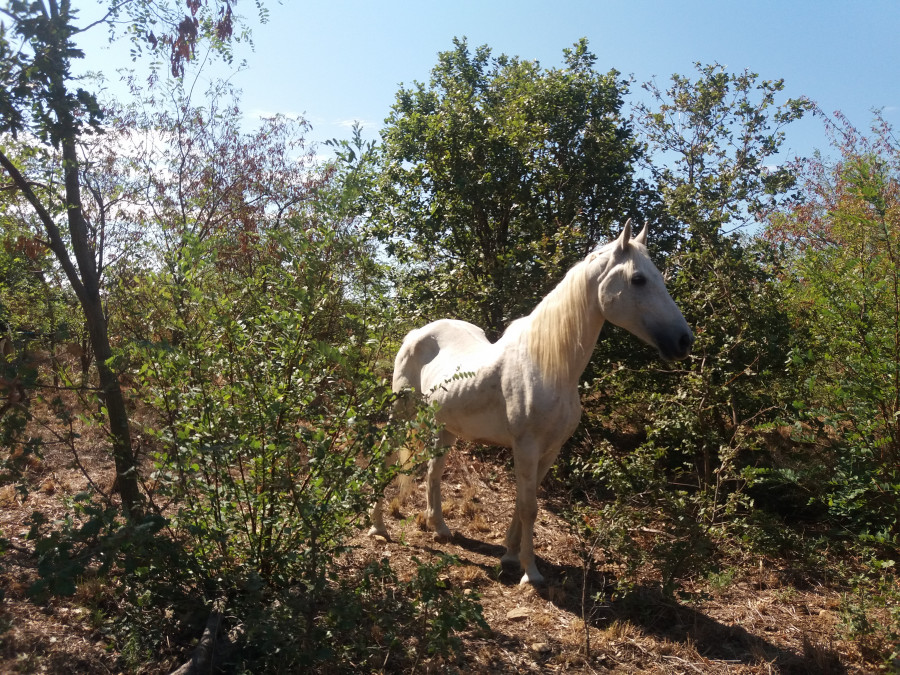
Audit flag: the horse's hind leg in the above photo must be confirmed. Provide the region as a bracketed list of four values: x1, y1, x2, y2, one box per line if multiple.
[425, 429, 455, 542]
[368, 386, 417, 539]
[368, 448, 398, 538]
[501, 511, 523, 568]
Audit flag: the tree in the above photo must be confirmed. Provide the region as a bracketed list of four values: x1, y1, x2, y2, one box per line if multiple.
[374, 38, 650, 337]
[767, 110, 900, 541]
[629, 63, 813, 462]
[635, 63, 811, 245]
[569, 65, 813, 593]
[0, 0, 261, 517]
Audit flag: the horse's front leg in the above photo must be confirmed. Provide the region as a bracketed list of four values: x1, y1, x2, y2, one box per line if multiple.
[424, 429, 455, 542]
[504, 444, 544, 585]
[503, 443, 562, 585]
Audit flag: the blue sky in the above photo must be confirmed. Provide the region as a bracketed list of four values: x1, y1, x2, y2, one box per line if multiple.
[77, 0, 899, 161]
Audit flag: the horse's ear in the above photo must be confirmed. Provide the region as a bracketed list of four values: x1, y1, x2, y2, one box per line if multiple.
[635, 222, 648, 246]
[617, 218, 633, 251]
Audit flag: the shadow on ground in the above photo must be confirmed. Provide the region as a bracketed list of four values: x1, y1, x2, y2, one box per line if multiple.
[421, 532, 846, 674]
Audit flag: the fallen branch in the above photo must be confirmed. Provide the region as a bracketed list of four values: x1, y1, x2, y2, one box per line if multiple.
[170, 599, 227, 675]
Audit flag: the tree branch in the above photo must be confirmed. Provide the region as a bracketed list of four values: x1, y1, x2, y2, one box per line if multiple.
[0, 148, 87, 303]
[72, 0, 139, 35]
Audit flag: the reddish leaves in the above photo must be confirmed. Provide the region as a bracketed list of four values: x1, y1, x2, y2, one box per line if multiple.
[766, 109, 900, 253]
[138, 1, 237, 78]
[216, 4, 234, 42]
[170, 15, 199, 76]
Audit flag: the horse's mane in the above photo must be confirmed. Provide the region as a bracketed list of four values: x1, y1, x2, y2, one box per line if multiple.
[525, 244, 615, 387]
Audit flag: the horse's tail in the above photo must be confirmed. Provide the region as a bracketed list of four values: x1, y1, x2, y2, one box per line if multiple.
[391, 336, 422, 503]
[386, 391, 417, 503]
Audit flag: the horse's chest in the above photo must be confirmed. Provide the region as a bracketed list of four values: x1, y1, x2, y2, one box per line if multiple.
[507, 385, 581, 441]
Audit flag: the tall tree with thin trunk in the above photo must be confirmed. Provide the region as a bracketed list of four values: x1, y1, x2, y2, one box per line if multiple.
[0, 0, 261, 518]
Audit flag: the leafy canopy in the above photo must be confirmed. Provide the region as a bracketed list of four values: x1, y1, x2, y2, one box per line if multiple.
[635, 63, 811, 245]
[374, 37, 645, 335]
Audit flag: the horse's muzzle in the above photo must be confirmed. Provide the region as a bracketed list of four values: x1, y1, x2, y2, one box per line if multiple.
[655, 327, 694, 362]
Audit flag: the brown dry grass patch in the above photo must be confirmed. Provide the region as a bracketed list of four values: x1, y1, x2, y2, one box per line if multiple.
[0, 396, 890, 674]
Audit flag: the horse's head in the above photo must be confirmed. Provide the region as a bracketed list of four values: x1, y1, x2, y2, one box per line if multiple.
[592, 220, 693, 361]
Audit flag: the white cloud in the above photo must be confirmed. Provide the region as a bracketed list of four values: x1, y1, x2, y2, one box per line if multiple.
[336, 118, 377, 130]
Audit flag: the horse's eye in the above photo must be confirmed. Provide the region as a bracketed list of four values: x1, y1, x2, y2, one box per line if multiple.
[632, 273, 647, 287]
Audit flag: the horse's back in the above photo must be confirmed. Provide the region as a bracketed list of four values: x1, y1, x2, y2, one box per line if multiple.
[393, 319, 492, 395]
[418, 319, 490, 348]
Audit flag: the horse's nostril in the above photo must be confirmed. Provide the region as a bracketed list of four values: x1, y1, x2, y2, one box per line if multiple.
[679, 332, 694, 353]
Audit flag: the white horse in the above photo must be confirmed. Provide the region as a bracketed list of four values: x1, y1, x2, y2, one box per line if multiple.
[369, 221, 693, 585]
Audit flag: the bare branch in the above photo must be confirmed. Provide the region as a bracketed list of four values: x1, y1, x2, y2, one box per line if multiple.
[71, 0, 140, 35]
[0, 148, 87, 303]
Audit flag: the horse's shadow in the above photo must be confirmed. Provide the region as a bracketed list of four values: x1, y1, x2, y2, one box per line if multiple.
[418, 533, 846, 674]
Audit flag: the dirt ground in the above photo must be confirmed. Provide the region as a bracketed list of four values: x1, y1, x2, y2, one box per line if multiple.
[347, 448, 867, 674]
[0, 427, 885, 673]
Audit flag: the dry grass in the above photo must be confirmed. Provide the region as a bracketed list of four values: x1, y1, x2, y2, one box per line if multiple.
[0, 394, 123, 674]
[345, 446, 886, 674]
[0, 397, 891, 674]
[472, 512, 492, 533]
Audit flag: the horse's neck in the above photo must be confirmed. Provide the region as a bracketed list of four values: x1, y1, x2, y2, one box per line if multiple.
[570, 311, 605, 383]
[522, 253, 610, 389]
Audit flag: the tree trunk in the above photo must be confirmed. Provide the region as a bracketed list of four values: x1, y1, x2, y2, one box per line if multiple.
[0, 144, 143, 520]
[82, 285, 144, 519]
[59, 138, 144, 519]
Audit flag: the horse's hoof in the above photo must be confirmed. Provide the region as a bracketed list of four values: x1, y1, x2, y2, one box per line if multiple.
[519, 574, 545, 586]
[519, 569, 546, 586]
[368, 526, 389, 540]
[433, 528, 453, 543]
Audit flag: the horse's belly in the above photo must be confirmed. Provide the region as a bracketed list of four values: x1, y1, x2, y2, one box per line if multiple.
[428, 372, 512, 447]
[440, 405, 512, 446]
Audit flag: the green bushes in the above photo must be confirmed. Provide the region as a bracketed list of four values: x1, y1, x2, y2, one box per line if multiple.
[768, 113, 900, 546]
[116, 220, 487, 665]
[128, 224, 390, 580]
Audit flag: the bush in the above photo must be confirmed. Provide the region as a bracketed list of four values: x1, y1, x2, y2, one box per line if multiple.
[768, 112, 900, 546]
